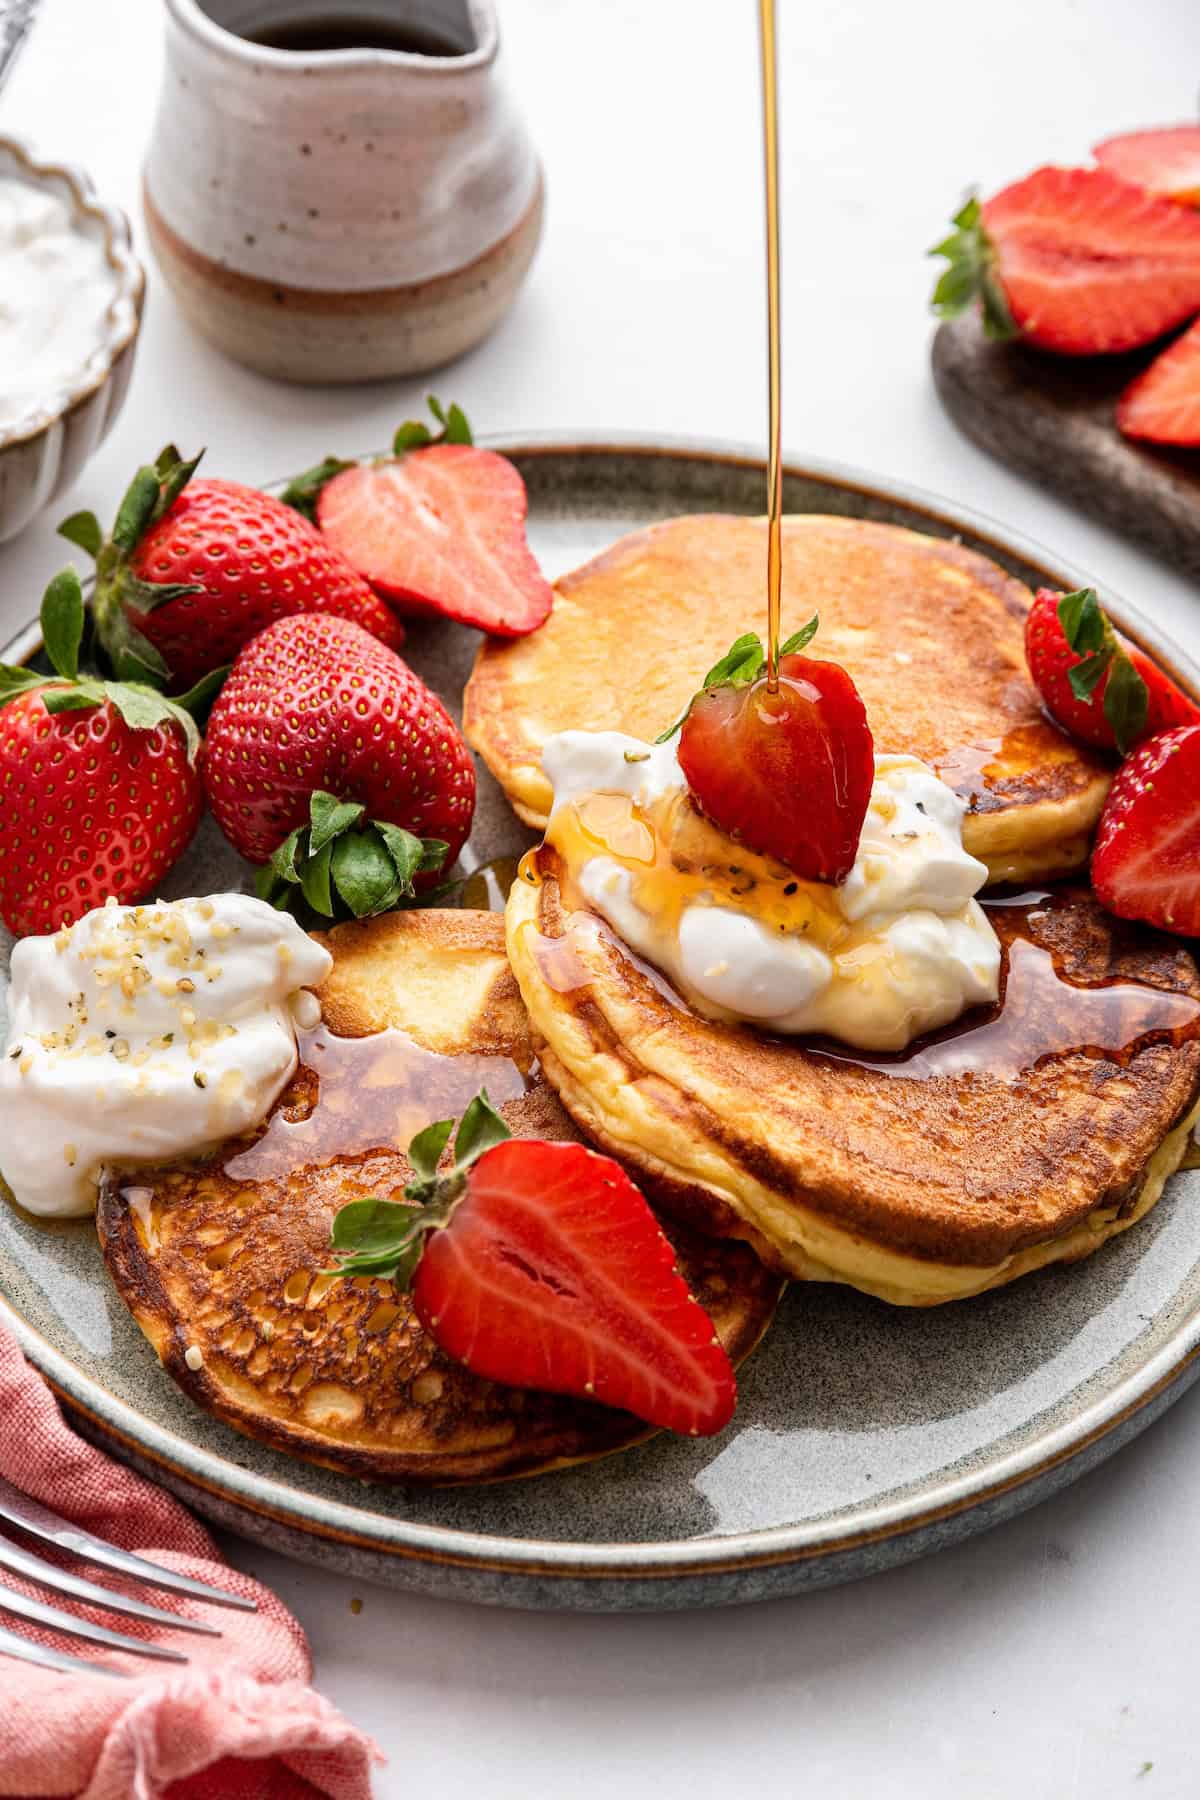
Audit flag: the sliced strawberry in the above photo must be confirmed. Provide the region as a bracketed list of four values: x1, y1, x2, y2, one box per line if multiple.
[1092, 725, 1200, 935]
[1117, 316, 1200, 444]
[1024, 587, 1198, 753]
[315, 443, 553, 637]
[666, 623, 874, 884]
[1094, 127, 1200, 207]
[280, 397, 552, 637]
[930, 167, 1200, 354]
[329, 1096, 737, 1438]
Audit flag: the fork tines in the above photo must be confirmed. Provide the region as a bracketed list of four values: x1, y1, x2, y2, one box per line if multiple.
[0, 1473, 255, 1678]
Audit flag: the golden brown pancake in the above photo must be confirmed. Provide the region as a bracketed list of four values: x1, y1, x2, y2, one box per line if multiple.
[464, 513, 1113, 883]
[96, 910, 782, 1484]
[507, 858, 1200, 1305]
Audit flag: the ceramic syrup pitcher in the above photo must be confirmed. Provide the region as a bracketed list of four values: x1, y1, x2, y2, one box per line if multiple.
[144, 0, 544, 382]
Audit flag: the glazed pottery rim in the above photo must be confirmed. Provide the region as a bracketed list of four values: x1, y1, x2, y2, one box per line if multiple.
[0, 135, 145, 451]
[168, 0, 498, 71]
[3, 430, 1199, 1586]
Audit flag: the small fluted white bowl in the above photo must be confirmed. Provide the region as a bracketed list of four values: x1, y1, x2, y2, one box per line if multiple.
[0, 136, 145, 543]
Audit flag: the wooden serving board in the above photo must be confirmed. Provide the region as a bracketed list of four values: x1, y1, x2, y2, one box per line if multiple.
[932, 314, 1200, 582]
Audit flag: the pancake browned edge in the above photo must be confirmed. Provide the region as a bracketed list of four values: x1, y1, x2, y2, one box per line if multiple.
[507, 860, 1200, 1306]
[463, 513, 1113, 884]
[96, 910, 783, 1485]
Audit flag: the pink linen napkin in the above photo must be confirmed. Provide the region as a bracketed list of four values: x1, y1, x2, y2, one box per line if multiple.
[0, 1320, 381, 1799]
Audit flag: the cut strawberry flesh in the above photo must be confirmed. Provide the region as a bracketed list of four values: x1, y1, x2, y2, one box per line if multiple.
[984, 165, 1200, 354]
[1094, 127, 1200, 207]
[1092, 724, 1200, 935]
[317, 445, 554, 637]
[411, 1140, 737, 1438]
[1117, 317, 1200, 445]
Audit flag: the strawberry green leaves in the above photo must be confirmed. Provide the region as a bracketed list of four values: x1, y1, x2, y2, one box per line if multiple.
[0, 568, 90, 707]
[256, 787, 448, 924]
[655, 617, 819, 742]
[328, 1090, 511, 1283]
[1057, 587, 1149, 753]
[327, 1197, 428, 1285]
[57, 510, 103, 559]
[278, 456, 356, 524]
[929, 195, 1017, 341]
[406, 1117, 456, 1184]
[441, 1088, 512, 1180]
[37, 567, 84, 680]
[393, 394, 473, 454]
[59, 443, 207, 688]
[0, 569, 209, 762]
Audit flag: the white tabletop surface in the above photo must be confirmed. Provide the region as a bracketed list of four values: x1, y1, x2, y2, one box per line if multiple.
[5, 0, 1200, 1793]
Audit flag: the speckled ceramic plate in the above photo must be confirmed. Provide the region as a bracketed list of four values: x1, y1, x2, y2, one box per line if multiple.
[2, 436, 1200, 1612]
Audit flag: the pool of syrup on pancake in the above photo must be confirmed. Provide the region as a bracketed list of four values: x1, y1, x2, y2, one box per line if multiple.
[521, 855, 1200, 1084]
[224, 1025, 533, 1182]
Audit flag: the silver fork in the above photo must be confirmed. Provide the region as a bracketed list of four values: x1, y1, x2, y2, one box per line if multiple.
[0, 1474, 255, 1679]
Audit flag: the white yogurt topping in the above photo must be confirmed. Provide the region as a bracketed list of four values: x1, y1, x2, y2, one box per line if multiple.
[0, 178, 120, 432]
[542, 731, 1002, 1053]
[0, 895, 332, 1218]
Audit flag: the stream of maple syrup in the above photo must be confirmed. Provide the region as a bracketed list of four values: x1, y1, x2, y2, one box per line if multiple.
[223, 1023, 530, 1182]
[759, 0, 783, 690]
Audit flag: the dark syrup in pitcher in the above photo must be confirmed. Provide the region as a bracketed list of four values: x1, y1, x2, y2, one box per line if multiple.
[246, 15, 466, 54]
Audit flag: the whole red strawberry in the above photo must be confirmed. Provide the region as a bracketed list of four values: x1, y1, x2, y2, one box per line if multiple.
[0, 571, 204, 937]
[1025, 586, 1198, 754]
[1092, 724, 1200, 935]
[930, 167, 1200, 353]
[666, 621, 875, 885]
[280, 397, 553, 637]
[204, 614, 475, 911]
[59, 446, 403, 693]
[330, 1094, 737, 1438]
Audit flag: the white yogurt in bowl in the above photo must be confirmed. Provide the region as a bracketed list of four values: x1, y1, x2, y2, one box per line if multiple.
[0, 136, 144, 541]
[0, 177, 124, 436]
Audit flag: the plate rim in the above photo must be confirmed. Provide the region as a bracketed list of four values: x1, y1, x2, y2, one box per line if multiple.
[4, 429, 1200, 1591]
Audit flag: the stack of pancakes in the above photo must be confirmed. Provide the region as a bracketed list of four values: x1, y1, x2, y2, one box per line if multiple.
[100, 513, 1200, 1482]
[470, 516, 1200, 1304]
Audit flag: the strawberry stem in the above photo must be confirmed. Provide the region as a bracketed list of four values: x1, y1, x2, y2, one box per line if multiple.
[57, 445, 207, 689]
[656, 617, 819, 742]
[929, 195, 1017, 340]
[277, 456, 355, 523]
[256, 788, 449, 923]
[1056, 588, 1149, 753]
[393, 394, 473, 455]
[327, 1091, 511, 1284]
[0, 569, 207, 762]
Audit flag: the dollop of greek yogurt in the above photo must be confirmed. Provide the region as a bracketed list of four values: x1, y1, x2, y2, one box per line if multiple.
[0, 178, 122, 433]
[0, 895, 332, 1218]
[541, 731, 1001, 1053]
